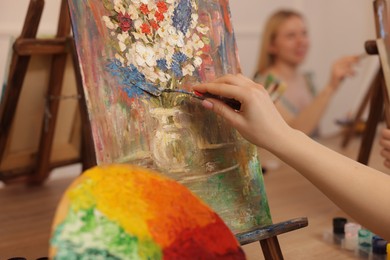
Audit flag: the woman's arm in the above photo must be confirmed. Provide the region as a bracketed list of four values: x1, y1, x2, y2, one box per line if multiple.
[193, 74, 390, 240]
[276, 86, 335, 135]
[278, 55, 360, 135]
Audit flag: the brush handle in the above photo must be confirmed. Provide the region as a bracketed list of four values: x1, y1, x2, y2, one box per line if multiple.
[194, 91, 241, 111]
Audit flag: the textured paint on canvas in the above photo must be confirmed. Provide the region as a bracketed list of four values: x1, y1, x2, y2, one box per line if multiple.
[68, 0, 272, 233]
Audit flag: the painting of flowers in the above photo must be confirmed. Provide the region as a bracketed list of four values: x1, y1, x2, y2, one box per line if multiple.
[103, 0, 208, 93]
[68, 0, 272, 234]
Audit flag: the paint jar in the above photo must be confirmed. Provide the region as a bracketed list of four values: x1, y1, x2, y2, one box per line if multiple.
[344, 222, 361, 251]
[387, 243, 390, 260]
[372, 236, 388, 260]
[358, 228, 373, 258]
[333, 217, 347, 245]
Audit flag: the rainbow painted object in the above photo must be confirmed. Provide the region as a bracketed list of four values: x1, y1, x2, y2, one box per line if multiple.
[50, 164, 245, 259]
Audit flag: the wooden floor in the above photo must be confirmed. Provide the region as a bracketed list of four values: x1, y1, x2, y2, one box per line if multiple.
[0, 133, 388, 259]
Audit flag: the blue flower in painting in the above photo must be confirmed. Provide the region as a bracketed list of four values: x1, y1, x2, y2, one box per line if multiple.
[171, 62, 183, 78]
[106, 59, 123, 78]
[173, 52, 187, 63]
[106, 59, 159, 98]
[157, 59, 168, 72]
[172, 0, 193, 35]
[170, 52, 188, 78]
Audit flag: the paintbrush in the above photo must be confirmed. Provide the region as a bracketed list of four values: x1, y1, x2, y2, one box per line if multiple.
[163, 89, 241, 111]
[263, 74, 286, 102]
[134, 83, 242, 111]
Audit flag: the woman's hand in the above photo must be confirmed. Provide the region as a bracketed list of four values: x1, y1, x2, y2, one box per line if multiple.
[328, 55, 360, 91]
[193, 74, 291, 151]
[379, 128, 390, 168]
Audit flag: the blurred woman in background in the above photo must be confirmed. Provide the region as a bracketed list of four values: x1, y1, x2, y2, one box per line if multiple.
[254, 9, 359, 136]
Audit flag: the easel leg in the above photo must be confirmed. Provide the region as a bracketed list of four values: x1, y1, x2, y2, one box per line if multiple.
[69, 39, 97, 170]
[357, 69, 385, 165]
[260, 236, 283, 260]
[341, 80, 373, 148]
[0, 0, 44, 164]
[29, 0, 71, 184]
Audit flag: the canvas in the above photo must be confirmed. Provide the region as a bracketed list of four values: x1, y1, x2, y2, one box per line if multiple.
[68, 0, 272, 233]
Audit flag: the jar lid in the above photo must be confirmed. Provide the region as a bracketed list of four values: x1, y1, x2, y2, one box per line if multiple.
[358, 229, 371, 237]
[344, 222, 361, 236]
[333, 217, 347, 234]
[372, 236, 387, 255]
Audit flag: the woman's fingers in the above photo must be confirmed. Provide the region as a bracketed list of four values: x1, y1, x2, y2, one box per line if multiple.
[201, 97, 244, 129]
[379, 135, 390, 150]
[381, 128, 390, 139]
[193, 74, 266, 102]
[194, 82, 243, 100]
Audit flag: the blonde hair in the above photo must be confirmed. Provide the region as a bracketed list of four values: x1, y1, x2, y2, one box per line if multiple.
[255, 10, 304, 76]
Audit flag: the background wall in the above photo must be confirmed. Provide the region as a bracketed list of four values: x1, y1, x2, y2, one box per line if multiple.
[0, 0, 379, 136]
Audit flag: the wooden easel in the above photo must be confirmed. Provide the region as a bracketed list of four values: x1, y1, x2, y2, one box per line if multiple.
[341, 0, 390, 165]
[0, 0, 96, 185]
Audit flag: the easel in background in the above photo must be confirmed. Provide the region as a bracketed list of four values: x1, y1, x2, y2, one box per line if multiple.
[0, 0, 95, 185]
[341, 0, 390, 165]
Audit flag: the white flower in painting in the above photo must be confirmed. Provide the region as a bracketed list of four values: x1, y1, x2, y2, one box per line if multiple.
[135, 42, 156, 67]
[192, 33, 205, 50]
[182, 45, 193, 59]
[148, 12, 154, 20]
[119, 41, 127, 52]
[117, 32, 129, 52]
[153, 44, 166, 58]
[156, 28, 166, 39]
[168, 33, 185, 48]
[115, 53, 125, 65]
[190, 13, 198, 29]
[164, 46, 175, 65]
[128, 5, 139, 20]
[158, 71, 171, 83]
[133, 19, 143, 31]
[183, 64, 195, 76]
[148, 1, 156, 10]
[143, 67, 160, 83]
[125, 49, 136, 65]
[132, 32, 149, 43]
[196, 26, 209, 35]
[130, 0, 141, 5]
[191, 0, 198, 9]
[117, 32, 129, 42]
[167, 26, 176, 36]
[193, 56, 203, 67]
[114, 1, 126, 14]
[102, 16, 117, 30]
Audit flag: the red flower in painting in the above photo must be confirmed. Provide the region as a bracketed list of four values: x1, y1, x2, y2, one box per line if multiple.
[118, 12, 132, 32]
[140, 4, 150, 14]
[155, 11, 164, 22]
[157, 1, 168, 13]
[141, 23, 151, 34]
[202, 44, 211, 53]
[150, 20, 159, 30]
